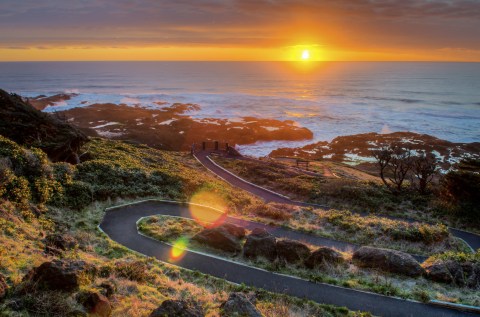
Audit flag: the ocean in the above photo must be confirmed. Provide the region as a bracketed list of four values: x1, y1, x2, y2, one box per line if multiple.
[0, 61, 479, 156]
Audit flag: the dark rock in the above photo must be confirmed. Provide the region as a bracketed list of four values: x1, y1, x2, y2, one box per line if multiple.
[149, 300, 204, 317]
[192, 226, 242, 253]
[276, 239, 311, 264]
[221, 223, 246, 239]
[243, 228, 277, 262]
[0, 273, 7, 300]
[0, 89, 88, 164]
[81, 291, 112, 317]
[220, 293, 263, 317]
[23, 260, 96, 292]
[99, 281, 116, 298]
[352, 246, 424, 277]
[424, 260, 480, 288]
[44, 233, 77, 255]
[305, 247, 345, 269]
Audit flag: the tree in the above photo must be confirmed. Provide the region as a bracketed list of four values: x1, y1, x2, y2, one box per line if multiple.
[410, 152, 438, 194]
[372, 144, 413, 192]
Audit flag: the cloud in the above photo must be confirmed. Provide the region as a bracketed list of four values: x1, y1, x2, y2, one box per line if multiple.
[0, 0, 479, 59]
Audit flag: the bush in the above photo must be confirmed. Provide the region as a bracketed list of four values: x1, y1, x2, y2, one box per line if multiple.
[64, 181, 93, 210]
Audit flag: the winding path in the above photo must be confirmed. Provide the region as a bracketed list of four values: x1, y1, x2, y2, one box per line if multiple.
[194, 151, 480, 251]
[100, 200, 477, 317]
[98, 151, 480, 316]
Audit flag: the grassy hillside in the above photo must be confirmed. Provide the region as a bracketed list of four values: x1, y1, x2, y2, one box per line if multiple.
[0, 136, 366, 317]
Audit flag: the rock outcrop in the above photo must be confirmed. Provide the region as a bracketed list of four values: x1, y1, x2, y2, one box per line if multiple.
[80, 291, 112, 317]
[276, 239, 311, 264]
[243, 228, 277, 262]
[305, 247, 345, 268]
[423, 260, 480, 288]
[23, 260, 96, 292]
[220, 293, 264, 317]
[0, 89, 88, 164]
[352, 246, 424, 277]
[44, 233, 77, 255]
[149, 300, 204, 317]
[192, 225, 243, 253]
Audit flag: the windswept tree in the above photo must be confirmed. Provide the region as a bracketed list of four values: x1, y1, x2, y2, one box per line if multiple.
[410, 152, 438, 194]
[372, 144, 413, 192]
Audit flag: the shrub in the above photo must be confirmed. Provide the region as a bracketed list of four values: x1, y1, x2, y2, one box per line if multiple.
[64, 181, 93, 210]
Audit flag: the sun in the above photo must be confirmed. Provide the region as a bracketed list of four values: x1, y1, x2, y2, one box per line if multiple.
[301, 50, 310, 60]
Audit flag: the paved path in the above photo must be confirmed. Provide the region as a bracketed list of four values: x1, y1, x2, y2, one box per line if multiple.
[100, 200, 476, 317]
[194, 151, 480, 251]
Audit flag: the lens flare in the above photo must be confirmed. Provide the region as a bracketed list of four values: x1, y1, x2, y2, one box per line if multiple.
[189, 189, 227, 228]
[169, 236, 189, 262]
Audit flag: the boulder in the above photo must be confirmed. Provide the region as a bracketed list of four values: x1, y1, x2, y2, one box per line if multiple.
[192, 226, 242, 253]
[424, 260, 480, 288]
[149, 300, 204, 317]
[221, 223, 246, 239]
[220, 293, 263, 317]
[305, 247, 345, 269]
[44, 233, 77, 255]
[23, 260, 96, 292]
[352, 246, 424, 277]
[276, 239, 311, 264]
[81, 292, 112, 317]
[243, 228, 277, 262]
[0, 273, 7, 300]
[99, 281, 116, 298]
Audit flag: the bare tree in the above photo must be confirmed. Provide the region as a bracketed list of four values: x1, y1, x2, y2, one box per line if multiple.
[411, 152, 438, 194]
[372, 146, 393, 189]
[372, 144, 414, 192]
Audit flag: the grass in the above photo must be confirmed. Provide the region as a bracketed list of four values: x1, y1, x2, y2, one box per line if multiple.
[138, 215, 480, 307]
[0, 137, 369, 317]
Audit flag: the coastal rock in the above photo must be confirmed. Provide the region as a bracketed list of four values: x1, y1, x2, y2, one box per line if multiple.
[305, 247, 345, 269]
[276, 239, 311, 264]
[424, 260, 480, 288]
[0, 89, 88, 164]
[80, 291, 112, 317]
[192, 226, 242, 253]
[243, 228, 277, 262]
[44, 233, 77, 255]
[352, 246, 424, 277]
[149, 300, 204, 317]
[0, 273, 7, 300]
[23, 260, 96, 292]
[221, 223, 246, 239]
[220, 293, 264, 317]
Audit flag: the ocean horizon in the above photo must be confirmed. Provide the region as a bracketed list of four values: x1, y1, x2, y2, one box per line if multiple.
[1, 61, 479, 156]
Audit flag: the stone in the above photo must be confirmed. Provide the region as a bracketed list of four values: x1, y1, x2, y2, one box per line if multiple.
[149, 300, 204, 317]
[99, 281, 116, 298]
[220, 293, 264, 317]
[243, 228, 277, 262]
[221, 223, 246, 239]
[23, 260, 96, 292]
[352, 246, 424, 277]
[81, 292, 112, 317]
[44, 233, 77, 255]
[424, 260, 480, 288]
[276, 239, 311, 264]
[192, 226, 242, 253]
[305, 247, 345, 269]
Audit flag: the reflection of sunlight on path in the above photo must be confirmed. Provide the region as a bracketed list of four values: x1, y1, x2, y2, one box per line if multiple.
[168, 189, 228, 262]
[169, 236, 189, 262]
[189, 189, 227, 228]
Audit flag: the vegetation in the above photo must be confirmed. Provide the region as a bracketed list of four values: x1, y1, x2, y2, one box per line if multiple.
[0, 135, 368, 316]
[139, 215, 480, 306]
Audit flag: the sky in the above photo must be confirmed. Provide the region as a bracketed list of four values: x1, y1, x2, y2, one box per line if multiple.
[0, 0, 479, 61]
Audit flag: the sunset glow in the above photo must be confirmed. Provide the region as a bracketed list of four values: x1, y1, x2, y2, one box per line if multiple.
[0, 1, 479, 62]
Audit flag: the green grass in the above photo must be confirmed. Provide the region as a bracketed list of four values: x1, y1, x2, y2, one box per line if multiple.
[139, 215, 480, 307]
